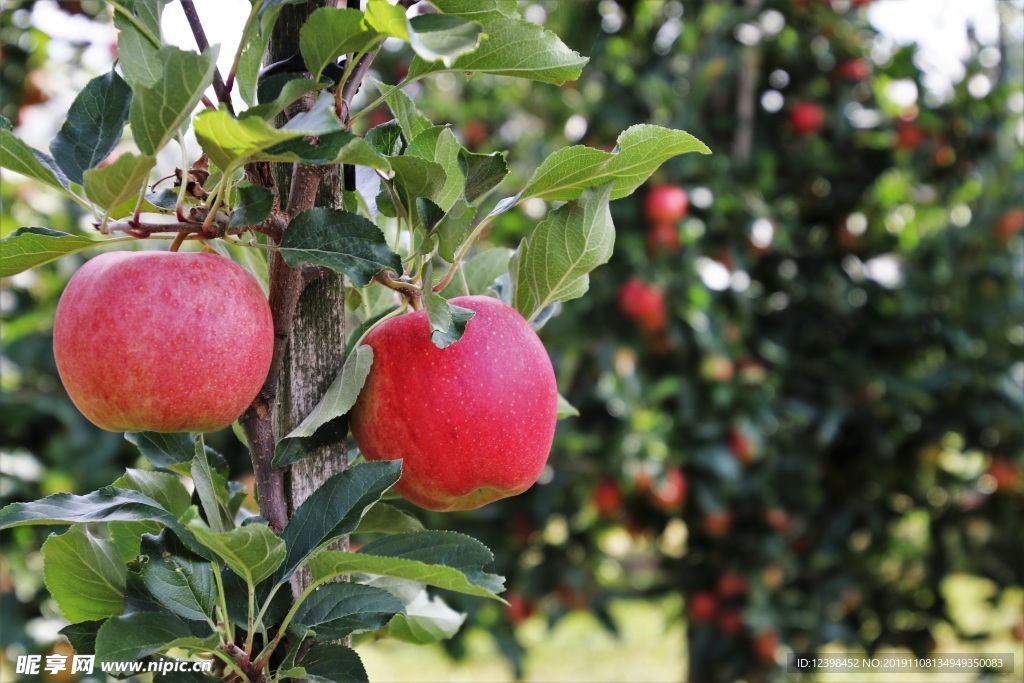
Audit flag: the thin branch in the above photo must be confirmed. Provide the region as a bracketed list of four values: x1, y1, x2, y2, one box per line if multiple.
[100, 211, 289, 241]
[179, 0, 233, 110]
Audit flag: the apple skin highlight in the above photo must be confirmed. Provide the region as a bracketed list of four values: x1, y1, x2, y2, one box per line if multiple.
[351, 295, 558, 512]
[53, 251, 273, 433]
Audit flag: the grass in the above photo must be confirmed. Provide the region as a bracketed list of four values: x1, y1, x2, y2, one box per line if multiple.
[358, 597, 686, 683]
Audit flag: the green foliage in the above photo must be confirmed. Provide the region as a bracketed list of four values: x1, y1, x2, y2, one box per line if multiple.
[1, 1, 708, 680]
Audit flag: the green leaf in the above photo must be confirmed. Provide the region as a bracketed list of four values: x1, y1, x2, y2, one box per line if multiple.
[300, 7, 380, 80]
[60, 621, 102, 656]
[309, 531, 505, 600]
[0, 486, 213, 561]
[229, 184, 275, 228]
[112, 469, 191, 518]
[408, 127, 464, 212]
[366, 577, 465, 644]
[271, 436, 309, 469]
[462, 247, 512, 296]
[282, 91, 345, 135]
[237, 5, 282, 106]
[298, 643, 369, 683]
[365, 120, 403, 157]
[352, 502, 424, 535]
[521, 124, 711, 202]
[276, 461, 402, 584]
[257, 130, 392, 173]
[109, 520, 162, 562]
[408, 16, 587, 85]
[430, 304, 474, 349]
[0, 487, 182, 530]
[95, 611, 215, 664]
[194, 108, 304, 172]
[128, 45, 219, 156]
[426, 0, 519, 21]
[408, 14, 484, 67]
[461, 150, 508, 204]
[290, 582, 404, 641]
[139, 530, 217, 622]
[557, 393, 579, 419]
[83, 152, 156, 213]
[113, 0, 164, 87]
[42, 525, 126, 623]
[346, 302, 398, 358]
[124, 432, 195, 472]
[389, 156, 447, 218]
[287, 345, 374, 439]
[278, 207, 402, 286]
[191, 435, 233, 533]
[49, 70, 132, 185]
[373, 80, 433, 142]
[186, 514, 286, 586]
[0, 228, 125, 279]
[364, 0, 408, 39]
[435, 197, 477, 263]
[246, 74, 330, 121]
[0, 129, 71, 192]
[509, 183, 614, 322]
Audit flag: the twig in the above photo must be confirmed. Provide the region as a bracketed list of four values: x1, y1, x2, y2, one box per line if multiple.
[100, 211, 289, 241]
[180, 0, 233, 111]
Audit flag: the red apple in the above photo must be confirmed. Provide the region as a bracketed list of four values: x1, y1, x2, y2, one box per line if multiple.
[716, 572, 748, 598]
[716, 610, 744, 636]
[700, 354, 735, 382]
[617, 279, 668, 333]
[350, 295, 558, 511]
[702, 512, 733, 537]
[592, 478, 624, 516]
[652, 467, 687, 510]
[506, 592, 535, 624]
[895, 119, 926, 150]
[834, 58, 871, 81]
[646, 221, 680, 255]
[995, 209, 1024, 242]
[765, 508, 791, 533]
[688, 591, 718, 623]
[987, 458, 1021, 492]
[788, 101, 825, 136]
[644, 185, 689, 223]
[53, 251, 273, 433]
[752, 630, 779, 663]
[729, 427, 758, 465]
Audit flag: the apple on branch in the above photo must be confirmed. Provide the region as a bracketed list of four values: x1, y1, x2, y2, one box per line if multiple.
[350, 295, 558, 512]
[53, 251, 273, 433]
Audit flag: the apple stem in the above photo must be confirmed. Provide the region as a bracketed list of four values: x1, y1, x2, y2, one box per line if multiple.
[169, 232, 187, 252]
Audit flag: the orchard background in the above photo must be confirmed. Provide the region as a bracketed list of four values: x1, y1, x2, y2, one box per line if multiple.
[1, 1, 1023, 682]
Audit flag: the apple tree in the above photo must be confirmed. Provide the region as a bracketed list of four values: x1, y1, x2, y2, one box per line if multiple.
[0, 0, 709, 681]
[379, 0, 1024, 680]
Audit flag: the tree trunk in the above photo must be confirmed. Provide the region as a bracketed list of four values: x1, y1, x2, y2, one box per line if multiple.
[267, 1, 349, 598]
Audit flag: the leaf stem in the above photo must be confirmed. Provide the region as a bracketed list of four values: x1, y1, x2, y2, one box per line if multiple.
[189, 645, 250, 683]
[225, 0, 262, 94]
[349, 76, 427, 127]
[211, 561, 235, 645]
[433, 211, 501, 293]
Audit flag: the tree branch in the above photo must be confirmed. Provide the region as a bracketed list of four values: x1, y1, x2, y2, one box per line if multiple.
[99, 211, 289, 241]
[179, 0, 233, 111]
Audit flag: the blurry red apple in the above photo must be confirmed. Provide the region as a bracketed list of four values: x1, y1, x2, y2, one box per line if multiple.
[644, 185, 689, 223]
[700, 354, 735, 382]
[592, 478, 624, 516]
[716, 572, 748, 598]
[505, 593, 535, 624]
[688, 592, 718, 623]
[53, 251, 273, 433]
[652, 467, 687, 511]
[987, 458, 1021, 492]
[350, 295, 558, 511]
[895, 119, 926, 150]
[788, 101, 825, 136]
[716, 610, 744, 636]
[729, 427, 758, 464]
[834, 58, 871, 81]
[646, 221, 680, 255]
[752, 630, 779, 663]
[617, 278, 668, 333]
[995, 209, 1024, 243]
[703, 512, 733, 537]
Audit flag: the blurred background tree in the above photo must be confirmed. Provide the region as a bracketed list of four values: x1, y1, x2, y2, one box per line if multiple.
[2, 1, 1023, 682]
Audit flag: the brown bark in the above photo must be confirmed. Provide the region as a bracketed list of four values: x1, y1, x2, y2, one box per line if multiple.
[266, 2, 351, 601]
